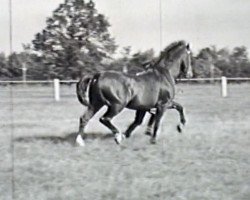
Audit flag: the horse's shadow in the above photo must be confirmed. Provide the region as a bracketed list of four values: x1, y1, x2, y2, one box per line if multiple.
[15, 132, 114, 145]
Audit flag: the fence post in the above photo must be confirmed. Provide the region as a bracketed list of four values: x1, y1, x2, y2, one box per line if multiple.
[22, 64, 27, 83]
[221, 76, 227, 97]
[54, 79, 60, 101]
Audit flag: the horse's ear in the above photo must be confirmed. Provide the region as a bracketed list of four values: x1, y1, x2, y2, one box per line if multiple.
[186, 43, 191, 54]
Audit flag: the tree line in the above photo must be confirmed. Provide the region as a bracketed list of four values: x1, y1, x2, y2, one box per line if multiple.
[1, 0, 250, 80]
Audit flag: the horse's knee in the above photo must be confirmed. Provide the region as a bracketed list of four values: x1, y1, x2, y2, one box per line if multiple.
[100, 117, 112, 126]
[100, 117, 108, 124]
[99, 117, 107, 124]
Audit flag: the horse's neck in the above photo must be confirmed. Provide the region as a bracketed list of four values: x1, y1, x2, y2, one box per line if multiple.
[157, 67, 175, 86]
[165, 60, 181, 79]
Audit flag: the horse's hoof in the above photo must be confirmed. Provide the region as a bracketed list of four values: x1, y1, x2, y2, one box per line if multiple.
[114, 133, 125, 145]
[177, 124, 184, 133]
[150, 138, 157, 144]
[124, 133, 130, 138]
[76, 134, 85, 147]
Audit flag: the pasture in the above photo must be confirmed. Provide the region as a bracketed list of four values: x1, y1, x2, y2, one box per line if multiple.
[1, 83, 250, 200]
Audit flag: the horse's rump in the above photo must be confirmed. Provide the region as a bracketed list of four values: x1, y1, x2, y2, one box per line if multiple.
[76, 75, 92, 106]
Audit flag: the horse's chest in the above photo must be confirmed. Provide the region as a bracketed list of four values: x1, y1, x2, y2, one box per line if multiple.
[159, 85, 174, 103]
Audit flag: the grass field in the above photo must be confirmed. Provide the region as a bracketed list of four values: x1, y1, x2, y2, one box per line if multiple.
[1, 83, 250, 200]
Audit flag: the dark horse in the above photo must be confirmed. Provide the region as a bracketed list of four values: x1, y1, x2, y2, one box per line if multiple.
[76, 40, 193, 146]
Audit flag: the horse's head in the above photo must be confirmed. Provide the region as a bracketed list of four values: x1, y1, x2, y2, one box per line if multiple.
[155, 41, 193, 79]
[179, 43, 193, 78]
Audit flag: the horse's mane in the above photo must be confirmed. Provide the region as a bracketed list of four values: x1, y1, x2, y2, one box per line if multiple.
[154, 40, 187, 66]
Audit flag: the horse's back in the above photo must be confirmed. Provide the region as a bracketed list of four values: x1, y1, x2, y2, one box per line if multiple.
[95, 71, 132, 105]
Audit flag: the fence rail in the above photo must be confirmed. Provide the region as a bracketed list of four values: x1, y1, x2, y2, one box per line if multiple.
[1, 77, 250, 101]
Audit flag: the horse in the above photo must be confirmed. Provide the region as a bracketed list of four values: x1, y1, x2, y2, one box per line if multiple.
[76, 40, 193, 146]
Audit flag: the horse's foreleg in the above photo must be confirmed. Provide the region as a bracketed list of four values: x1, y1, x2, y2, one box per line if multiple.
[145, 113, 155, 136]
[171, 101, 186, 133]
[76, 105, 102, 146]
[150, 107, 165, 144]
[124, 110, 146, 138]
[99, 104, 124, 144]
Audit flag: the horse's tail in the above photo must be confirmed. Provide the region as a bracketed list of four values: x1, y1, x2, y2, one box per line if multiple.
[76, 75, 93, 107]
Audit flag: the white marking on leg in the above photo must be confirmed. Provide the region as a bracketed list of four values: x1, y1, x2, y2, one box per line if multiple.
[114, 133, 125, 144]
[76, 134, 85, 146]
[149, 108, 157, 114]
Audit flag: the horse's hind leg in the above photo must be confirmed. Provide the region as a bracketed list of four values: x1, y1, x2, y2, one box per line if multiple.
[99, 104, 124, 144]
[76, 105, 102, 146]
[171, 101, 186, 133]
[124, 110, 146, 138]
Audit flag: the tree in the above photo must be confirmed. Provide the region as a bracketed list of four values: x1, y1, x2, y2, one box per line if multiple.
[106, 48, 155, 74]
[215, 48, 232, 77]
[0, 53, 11, 79]
[31, 0, 116, 79]
[106, 46, 131, 72]
[229, 46, 250, 77]
[0, 50, 37, 80]
[215, 46, 250, 77]
[7, 53, 23, 79]
[193, 47, 222, 78]
[128, 49, 155, 73]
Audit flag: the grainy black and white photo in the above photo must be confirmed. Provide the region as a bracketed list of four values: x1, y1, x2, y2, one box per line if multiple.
[1, 0, 250, 199]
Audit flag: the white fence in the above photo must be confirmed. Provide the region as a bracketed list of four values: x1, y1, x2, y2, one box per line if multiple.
[1, 77, 250, 101]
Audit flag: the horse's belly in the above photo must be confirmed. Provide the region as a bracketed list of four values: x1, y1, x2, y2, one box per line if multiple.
[126, 97, 156, 110]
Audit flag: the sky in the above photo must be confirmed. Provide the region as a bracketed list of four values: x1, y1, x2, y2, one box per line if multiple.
[1, 0, 250, 56]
